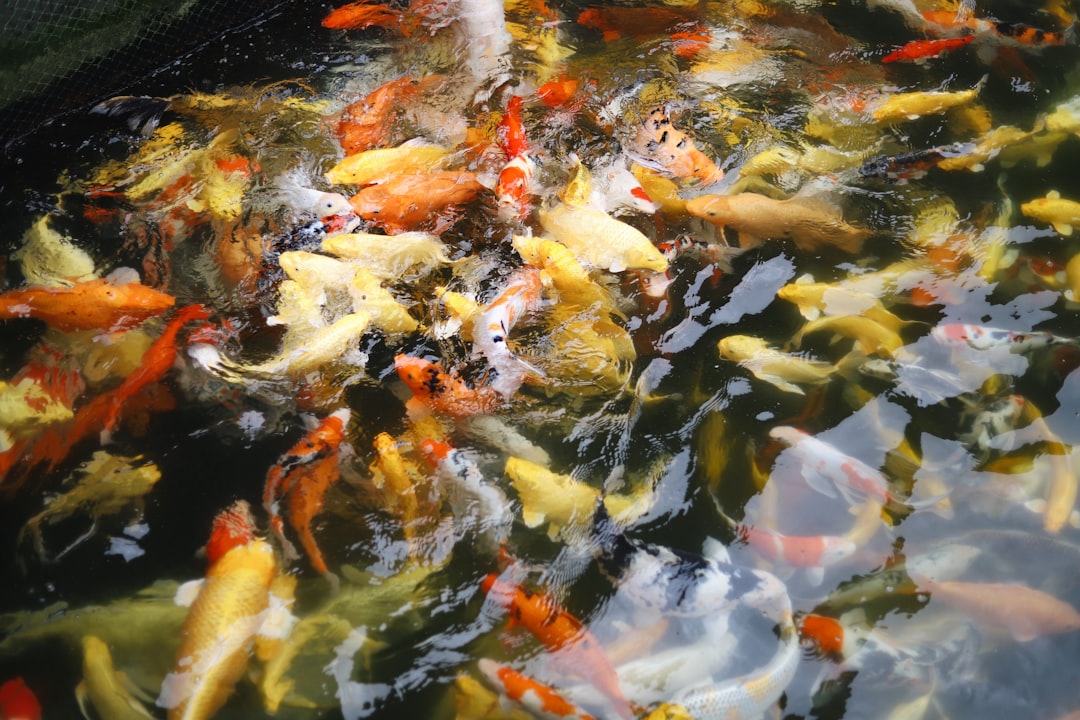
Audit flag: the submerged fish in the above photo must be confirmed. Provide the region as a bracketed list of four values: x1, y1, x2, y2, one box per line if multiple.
[0, 278, 175, 333]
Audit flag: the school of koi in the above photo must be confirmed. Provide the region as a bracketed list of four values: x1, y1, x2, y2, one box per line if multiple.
[2, 0, 1080, 718]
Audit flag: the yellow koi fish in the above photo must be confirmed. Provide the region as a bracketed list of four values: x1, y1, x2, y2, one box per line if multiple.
[325, 139, 450, 186]
[320, 231, 453, 279]
[77, 635, 156, 720]
[158, 500, 277, 720]
[1021, 190, 1080, 236]
[870, 77, 985, 124]
[538, 203, 668, 273]
[791, 314, 906, 357]
[512, 235, 620, 314]
[717, 334, 839, 395]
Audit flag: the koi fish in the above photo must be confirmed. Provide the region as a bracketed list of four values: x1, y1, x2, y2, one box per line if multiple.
[768, 426, 895, 506]
[325, 139, 450, 186]
[158, 500, 277, 720]
[629, 107, 724, 185]
[419, 438, 512, 547]
[393, 353, 502, 418]
[537, 203, 668, 273]
[717, 334, 840, 395]
[1021, 190, 1080, 235]
[347, 170, 483, 234]
[930, 322, 1068, 351]
[512, 235, 618, 314]
[870, 77, 985, 123]
[577, 5, 703, 44]
[858, 143, 973, 182]
[263, 408, 350, 584]
[686, 193, 871, 254]
[474, 268, 546, 397]
[736, 525, 857, 586]
[495, 95, 538, 221]
[0, 677, 41, 720]
[792, 314, 907, 357]
[76, 635, 156, 720]
[881, 34, 974, 63]
[322, 1, 404, 31]
[0, 278, 175, 333]
[481, 574, 633, 719]
[915, 577, 1080, 642]
[476, 659, 597, 720]
[334, 75, 447, 155]
[320, 230, 453, 279]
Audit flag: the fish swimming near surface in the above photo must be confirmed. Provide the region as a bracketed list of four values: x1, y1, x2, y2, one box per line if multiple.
[495, 95, 539, 221]
[0, 277, 176, 333]
[1021, 190, 1080, 235]
[473, 267, 547, 397]
[882, 34, 975, 63]
[347, 170, 484, 234]
[537, 203, 668, 273]
[476, 659, 598, 720]
[481, 573, 633, 719]
[394, 353, 502, 418]
[77, 635, 156, 720]
[263, 408, 351, 585]
[419, 438, 513, 547]
[686, 193, 871, 253]
[157, 500, 278, 720]
[629, 106, 724, 185]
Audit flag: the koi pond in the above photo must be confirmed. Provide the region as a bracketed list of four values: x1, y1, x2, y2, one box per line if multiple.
[2, 0, 1080, 718]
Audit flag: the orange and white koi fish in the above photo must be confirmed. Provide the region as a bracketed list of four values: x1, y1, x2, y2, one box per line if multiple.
[474, 268, 546, 397]
[915, 577, 1080, 642]
[0, 278, 175, 333]
[736, 525, 857, 586]
[481, 574, 633, 719]
[419, 438, 512, 546]
[158, 500, 277, 720]
[476, 659, 597, 720]
[348, 170, 483, 234]
[882, 34, 974, 63]
[768, 426, 895, 506]
[263, 409, 350, 584]
[393, 353, 502, 418]
[686, 193, 871, 254]
[0, 677, 41, 720]
[495, 95, 538, 221]
[630, 107, 724, 185]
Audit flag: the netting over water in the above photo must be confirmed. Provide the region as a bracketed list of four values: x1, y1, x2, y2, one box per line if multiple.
[0, 0, 288, 146]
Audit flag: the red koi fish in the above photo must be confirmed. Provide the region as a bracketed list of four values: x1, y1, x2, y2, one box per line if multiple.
[263, 408, 350, 584]
[0, 278, 176, 333]
[882, 34, 974, 63]
[477, 659, 597, 720]
[394, 353, 502, 418]
[797, 613, 856, 661]
[348, 170, 483, 234]
[0, 677, 41, 720]
[495, 95, 538, 221]
[481, 574, 633, 719]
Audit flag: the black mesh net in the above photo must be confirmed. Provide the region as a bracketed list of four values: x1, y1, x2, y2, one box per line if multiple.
[0, 0, 290, 146]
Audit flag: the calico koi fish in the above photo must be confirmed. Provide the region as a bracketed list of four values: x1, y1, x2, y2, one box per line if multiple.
[0, 278, 175, 333]
[0, 677, 41, 720]
[481, 574, 633, 719]
[474, 268, 546, 397]
[686, 193, 871, 254]
[263, 408, 350, 584]
[882, 34, 974, 63]
[496, 95, 538, 221]
[930, 322, 1068, 351]
[348, 170, 483, 234]
[394, 353, 502, 418]
[630, 107, 724, 185]
[477, 659, 598, 720]
[158, 500, 277, 720]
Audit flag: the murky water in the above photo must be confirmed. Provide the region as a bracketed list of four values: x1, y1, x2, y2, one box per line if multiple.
[2, 0, 1080, 718]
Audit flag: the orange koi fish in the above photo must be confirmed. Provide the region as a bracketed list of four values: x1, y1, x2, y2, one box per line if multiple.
[0, 278, 175, 333]
[738, 526, 857, 585]
[917, 578, 1080, 642]
[882, 34, 974, 63]
[477, 659, 597, 720]
[481, 574, 633, 719]
[158, 500, 277, 720]
[577, 5, 704, 46]
[322, 1, 403, 31]
[0, 677, 41, 720]
[334, 75, 446, 155]
[263, 408, 350, 583]
[394, 353, 502, 418]
[495, 95, 537, 221]
[348, 170, 483, 234]
[922, 10, 1067, 47]
[474, 268, 545, 397]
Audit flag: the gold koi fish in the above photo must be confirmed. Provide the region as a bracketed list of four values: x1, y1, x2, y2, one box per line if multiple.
[325, 140, 450, 186]
[870, 77, 985, 124]
[538, 203, 668, 273]
[1021, 190, 1080, 236]
[717, 334, 841, 395]
[76, 635, 156, 720]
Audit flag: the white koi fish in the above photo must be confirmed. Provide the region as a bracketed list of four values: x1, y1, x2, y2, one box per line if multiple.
[473, 267, 546, 397]
[769, 426, 895, 506]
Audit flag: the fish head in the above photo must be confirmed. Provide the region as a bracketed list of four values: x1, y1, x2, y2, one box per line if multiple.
[717, 334, 769, 362]
[394, 353, 443, 397]
[685, 194, 732, 226]
[205, 499, 257, 565]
